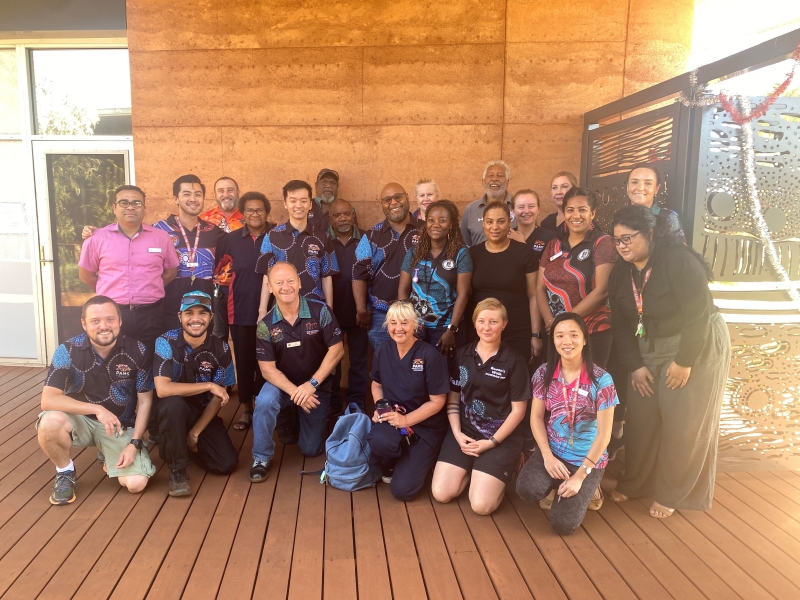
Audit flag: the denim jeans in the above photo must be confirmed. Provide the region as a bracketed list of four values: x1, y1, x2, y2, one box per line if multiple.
[252, 380, 331, 464]
[367, 310, 391, 350]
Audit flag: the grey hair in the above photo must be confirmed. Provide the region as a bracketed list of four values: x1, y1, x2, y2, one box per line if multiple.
[482, 160, 510, 180]
[414, 178, 440, 197]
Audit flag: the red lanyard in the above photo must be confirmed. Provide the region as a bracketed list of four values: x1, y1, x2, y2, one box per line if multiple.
[630, 268, 652, 337]
[175, 216, 201, 278]
[560, 373, 580, 447]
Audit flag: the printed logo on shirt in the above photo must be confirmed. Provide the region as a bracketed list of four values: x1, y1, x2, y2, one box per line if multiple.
[533, 241, 546, 252]
[411, 234, 420, 246]
[577, 249, 591, 261]
[305, 322, 319, 335]
[307, 243, 320, 256]
[199, 360, 214, 375]
[442, 259, 455, 270]
[115, 364, 132, 378]
[412, 358, 424, 372]
[487, 366, 507, 380]
[333, 327, 342, 336]
[169, 233, 181, 247]
[270, 327, 284, 343]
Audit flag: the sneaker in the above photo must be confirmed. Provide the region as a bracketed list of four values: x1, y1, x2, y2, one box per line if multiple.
[607, 437, 624, 462]
[250, 460, 270, 483]
[539, 489, 555, 511]
[588, 486, 604, 511]
[97, 450, 105, 463]
[381, 467, 394, 484]
[168, 469, 191, 497]
[276, 407, 300, 445]
[50, 469, 77, 505]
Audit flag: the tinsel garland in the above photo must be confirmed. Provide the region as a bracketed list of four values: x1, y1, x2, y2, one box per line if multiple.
[738, 95, 800, 304]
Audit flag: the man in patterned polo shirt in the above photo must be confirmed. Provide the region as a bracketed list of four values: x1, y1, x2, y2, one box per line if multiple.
[153, 291, 238, 497]
[36, 296, 156, 505]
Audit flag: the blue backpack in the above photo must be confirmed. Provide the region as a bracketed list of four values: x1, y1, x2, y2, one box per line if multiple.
[317, 403, 382, 491]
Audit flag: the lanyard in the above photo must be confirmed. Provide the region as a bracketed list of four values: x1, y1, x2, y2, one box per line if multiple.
[175, 215, 201, 282]
[560, 374, 580, 447]
[630, 268, 652, 337]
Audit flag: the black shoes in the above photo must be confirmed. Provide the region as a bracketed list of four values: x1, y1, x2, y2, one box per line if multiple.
[50, 469, 77, 505]
[250, 460, 270, 483]
[169, 469, 191, 497]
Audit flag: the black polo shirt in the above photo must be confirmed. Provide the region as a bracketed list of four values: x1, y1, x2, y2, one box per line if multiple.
[370, 339, 450, 445]
[352, 217, 421, 312]
[153, 329, 236, 407]
[329, 226, 364, 328]
[44, 334, 154, 428]
[256, 297, 342, 389]
[308, 198, 331, 231]
[255, 222, 339, 302]
[215, 225, 269, 326]
[525, 226, 557, 262]
[450, 341, 530, 441]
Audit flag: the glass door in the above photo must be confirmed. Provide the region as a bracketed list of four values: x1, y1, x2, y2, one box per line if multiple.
[33, 140, 134, 354]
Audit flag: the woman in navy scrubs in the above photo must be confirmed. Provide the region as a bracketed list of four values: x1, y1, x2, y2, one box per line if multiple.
[366, 301, 450, 501]
[431, 298, 530, 515]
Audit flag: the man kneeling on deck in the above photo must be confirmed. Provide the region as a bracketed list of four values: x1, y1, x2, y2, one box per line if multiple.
[37, 296, 156, 505]
[153, 291, 238, 497]
[250, 262, 344, 482]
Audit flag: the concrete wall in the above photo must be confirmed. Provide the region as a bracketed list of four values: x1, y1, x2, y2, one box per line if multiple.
[127, 0, 694, 226]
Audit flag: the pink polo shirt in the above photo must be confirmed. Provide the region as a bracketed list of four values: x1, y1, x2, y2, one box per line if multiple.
[78, 223, 180, 305]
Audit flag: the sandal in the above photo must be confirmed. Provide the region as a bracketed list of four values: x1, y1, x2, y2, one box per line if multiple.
[649, 501, 674, 519]
[588, 486, 604, 511]
[539, 489, 556, 511]
[234, 410, 253, 431]
[609, 490, 629, 503]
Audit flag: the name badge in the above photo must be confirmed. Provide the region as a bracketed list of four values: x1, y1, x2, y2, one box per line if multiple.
[286, 341, 301, 348]
[549, 251, 563, 261]
[187, 262, 199, 268]
[148, 247, 162, 253]
[578, 388, 589, 396]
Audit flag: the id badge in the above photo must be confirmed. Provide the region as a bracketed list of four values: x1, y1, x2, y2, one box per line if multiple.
[286, 341, 301, 348]
[549, 251, 563, 261]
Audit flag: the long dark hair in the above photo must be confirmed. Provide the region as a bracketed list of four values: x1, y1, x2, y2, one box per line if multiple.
[409, 199, 465, 269]
[542, 312, 598, 396]
[611, 204, 713, 281]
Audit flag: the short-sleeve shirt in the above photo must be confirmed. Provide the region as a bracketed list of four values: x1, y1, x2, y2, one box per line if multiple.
[153, 329, 236, 407]
[540, 229, 617, 333]
[370, 339, 450, 445]
[256, 297, 342, 388]
[330, 227, 364, 328]
[308, 198, 331, 231]
[44, 334, 154, 428]
[200, 206, 244, 287]
[532, 362, 618, 468]
[525, 226, 557, 263]
[450, 341, 530, 441]
[214, 226, 269, 326]
[255, 222, 339, 302]
[401, 245, 472, 328]
[352, 217, 421, 312]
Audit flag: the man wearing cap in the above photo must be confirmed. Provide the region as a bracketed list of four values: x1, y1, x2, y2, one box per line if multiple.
[37, 295, 156, 505]
[308, 168, 339, 230]
[153, 291, 238, 496]
[78, 185, 179, 358]
[250, 262, 344, 482]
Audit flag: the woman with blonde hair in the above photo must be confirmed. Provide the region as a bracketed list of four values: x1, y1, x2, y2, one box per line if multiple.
[540, 171, 579, 232]
[412, 178, 441, 221]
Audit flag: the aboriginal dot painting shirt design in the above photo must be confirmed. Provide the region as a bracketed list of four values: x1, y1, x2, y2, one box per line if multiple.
[401, 245, 472, 328]
[153, 329, 236, 408]
[531, 362, 618, 468]
[255, 223, 339, 302]
[540, 228, 617, 334]
[44, 334, 154, 428]
[450, 341, 531, 441]
[353, 217, 421, 312]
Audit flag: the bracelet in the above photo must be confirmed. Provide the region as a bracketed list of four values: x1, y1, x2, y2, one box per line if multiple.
[490, 436, 500, 447]
[584, 456, 598, 466]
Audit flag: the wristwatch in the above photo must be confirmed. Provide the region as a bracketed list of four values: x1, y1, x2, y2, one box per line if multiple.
[581, 464, 593, 476]
[447, 323, 459, 333]
[309, 377, 319, 389]
[130, 438, 144, 450]
[531, 332, 542, 339]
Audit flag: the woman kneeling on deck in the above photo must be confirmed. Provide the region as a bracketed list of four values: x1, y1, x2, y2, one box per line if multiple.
[516, 312, 617, 535]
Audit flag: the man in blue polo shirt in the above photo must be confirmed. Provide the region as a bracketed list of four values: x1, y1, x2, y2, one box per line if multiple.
[250, 262, 344, 482]
[36, 296, 156, 505]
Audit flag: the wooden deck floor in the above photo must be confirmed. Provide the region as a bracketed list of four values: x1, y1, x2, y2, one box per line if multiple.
[2, 364, 800, 599]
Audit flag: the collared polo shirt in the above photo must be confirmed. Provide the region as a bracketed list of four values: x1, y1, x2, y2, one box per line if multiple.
[352, 217, 421, 312]
[540, 213, 602, 234]
[531, 362, 618, 468]
[308, 198, 331, 231]
[450, 341, 530, 441]
[540, 228, 617, 333]
[525, 226, 557, 262]
[329, 227, 363, 328]
[200, 206, 244, 287]
[44, 334, 154, 428]
[255, 222, 339, 302]
[153, 329, 236, 407]
[153, 215, 227, 316]
[256, 297, 342, 388]
[460, 192, 514, 247]
[215, 225, 269, 326]
[370, 338, 450, 445]
[78, 223, 179, 305]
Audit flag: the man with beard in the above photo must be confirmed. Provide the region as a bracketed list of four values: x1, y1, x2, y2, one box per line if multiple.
[201, 176, 244, 341]
[36, 296, 156, 505]
[308, 168, 339, 230]
[327, 199, 368, 414]
[353, 183, 421, 349]
[152, 291, 238, 496]
[460, 161, 514, 246]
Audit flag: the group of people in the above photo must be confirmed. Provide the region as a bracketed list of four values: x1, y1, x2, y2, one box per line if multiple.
[35, 160, 730, 536]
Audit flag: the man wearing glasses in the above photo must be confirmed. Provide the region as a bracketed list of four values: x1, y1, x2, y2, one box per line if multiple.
[353, 182, 421, 349]
[78, 185, 179, 359]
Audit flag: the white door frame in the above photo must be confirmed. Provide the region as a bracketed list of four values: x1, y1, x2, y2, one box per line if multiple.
[32, 139, 135, 360]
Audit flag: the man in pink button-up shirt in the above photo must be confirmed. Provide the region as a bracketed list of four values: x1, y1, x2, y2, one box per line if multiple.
[78, 185, 179, 358]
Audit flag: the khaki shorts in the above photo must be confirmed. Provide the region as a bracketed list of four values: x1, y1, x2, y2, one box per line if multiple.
[36, 411, 156, 479]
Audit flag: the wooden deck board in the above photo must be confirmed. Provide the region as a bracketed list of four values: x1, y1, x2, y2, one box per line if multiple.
[352, 486, 393, 600]
[323, 480, 357, 600]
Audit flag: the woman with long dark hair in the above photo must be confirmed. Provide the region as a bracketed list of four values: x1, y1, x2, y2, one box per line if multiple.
[516, 312, 617, 535]
[399, 200, 472, 356]
[607, 205, 729, 518]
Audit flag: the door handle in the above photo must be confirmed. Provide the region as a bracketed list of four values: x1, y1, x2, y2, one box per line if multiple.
[39, 245, 53, 264]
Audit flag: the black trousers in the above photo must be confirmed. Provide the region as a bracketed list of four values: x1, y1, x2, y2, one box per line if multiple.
[156, 395, 238, 474]
[366, 422, 443, 501]
[589, 329, 613, 369]
[229, 324, 265, 405]
[212, 288, 230, 340]
[119, 301, 164, 365]
[330, 325, 369, 413]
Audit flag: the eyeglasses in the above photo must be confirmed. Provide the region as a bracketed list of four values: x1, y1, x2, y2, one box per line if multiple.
[116, 200, 144, 208]
[244, 208, 267, 215]
[612, 232, 642, 247]
[380, 192, 407, 205]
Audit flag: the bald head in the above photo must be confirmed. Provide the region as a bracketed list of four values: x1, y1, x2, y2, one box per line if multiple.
[379, 182, 410, 224]
[267, 261, 301, 306]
